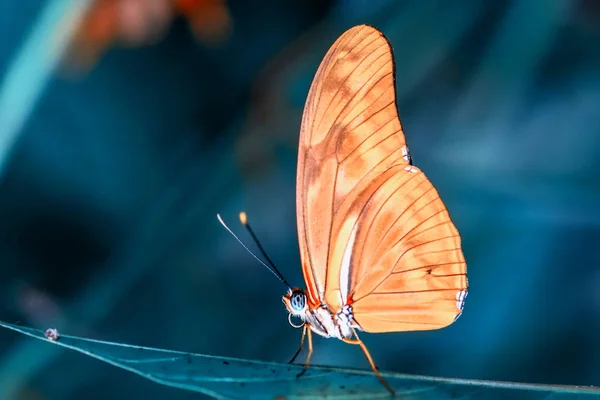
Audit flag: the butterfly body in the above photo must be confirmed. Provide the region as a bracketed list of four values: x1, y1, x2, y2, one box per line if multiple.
[284, 289, 358, 340]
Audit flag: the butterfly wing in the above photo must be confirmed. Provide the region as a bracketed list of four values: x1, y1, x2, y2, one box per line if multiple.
[296, 24, 467, 330]
[297, 24, 407, 308]
[345, 166, 467, 332]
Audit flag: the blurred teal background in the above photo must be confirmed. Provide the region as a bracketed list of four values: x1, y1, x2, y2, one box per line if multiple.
[1, 0, 599, 399]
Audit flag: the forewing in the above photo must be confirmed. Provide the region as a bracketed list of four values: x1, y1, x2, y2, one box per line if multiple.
[296, 25, 408, 309]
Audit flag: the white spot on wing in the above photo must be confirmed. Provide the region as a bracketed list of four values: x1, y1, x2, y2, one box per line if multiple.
[339, 227, 357, 303]
[456, 289, 468, 311]
[401, 145, 410, 162]
[404, 165, 418, 173]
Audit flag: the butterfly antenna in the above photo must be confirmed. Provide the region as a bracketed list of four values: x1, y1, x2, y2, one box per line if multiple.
[217, 213, 292, 290]
[239, 212, 281, 274]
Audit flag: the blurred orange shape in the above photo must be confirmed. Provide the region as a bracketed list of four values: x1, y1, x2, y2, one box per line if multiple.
[63, 0, 231, 73]
[174, 0, 232, 44]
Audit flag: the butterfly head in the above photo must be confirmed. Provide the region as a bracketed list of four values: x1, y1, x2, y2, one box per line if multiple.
[283, 288, 308, 318]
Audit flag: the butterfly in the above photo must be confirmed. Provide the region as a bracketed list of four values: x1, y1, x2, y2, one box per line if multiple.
[219, 24, 468, 395]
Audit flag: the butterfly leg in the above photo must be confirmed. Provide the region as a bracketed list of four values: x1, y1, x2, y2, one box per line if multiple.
[288, 324, 307, 363]
[296, 327, 313, 378]
[343, 328, 395, 395]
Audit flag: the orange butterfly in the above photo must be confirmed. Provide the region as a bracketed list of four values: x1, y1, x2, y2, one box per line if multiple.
[219, 24, 468, 395]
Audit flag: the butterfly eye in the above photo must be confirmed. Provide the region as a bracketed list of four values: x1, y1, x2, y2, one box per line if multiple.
[289, 291, 306, 312]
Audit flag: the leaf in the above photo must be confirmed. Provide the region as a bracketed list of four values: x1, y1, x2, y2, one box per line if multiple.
[1, 321, 598, 400]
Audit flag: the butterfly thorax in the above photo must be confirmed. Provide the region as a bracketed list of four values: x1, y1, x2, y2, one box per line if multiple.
[283, 288, 360, 340]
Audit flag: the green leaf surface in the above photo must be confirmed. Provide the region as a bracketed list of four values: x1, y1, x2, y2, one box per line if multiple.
[1, 321, 598, 400]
